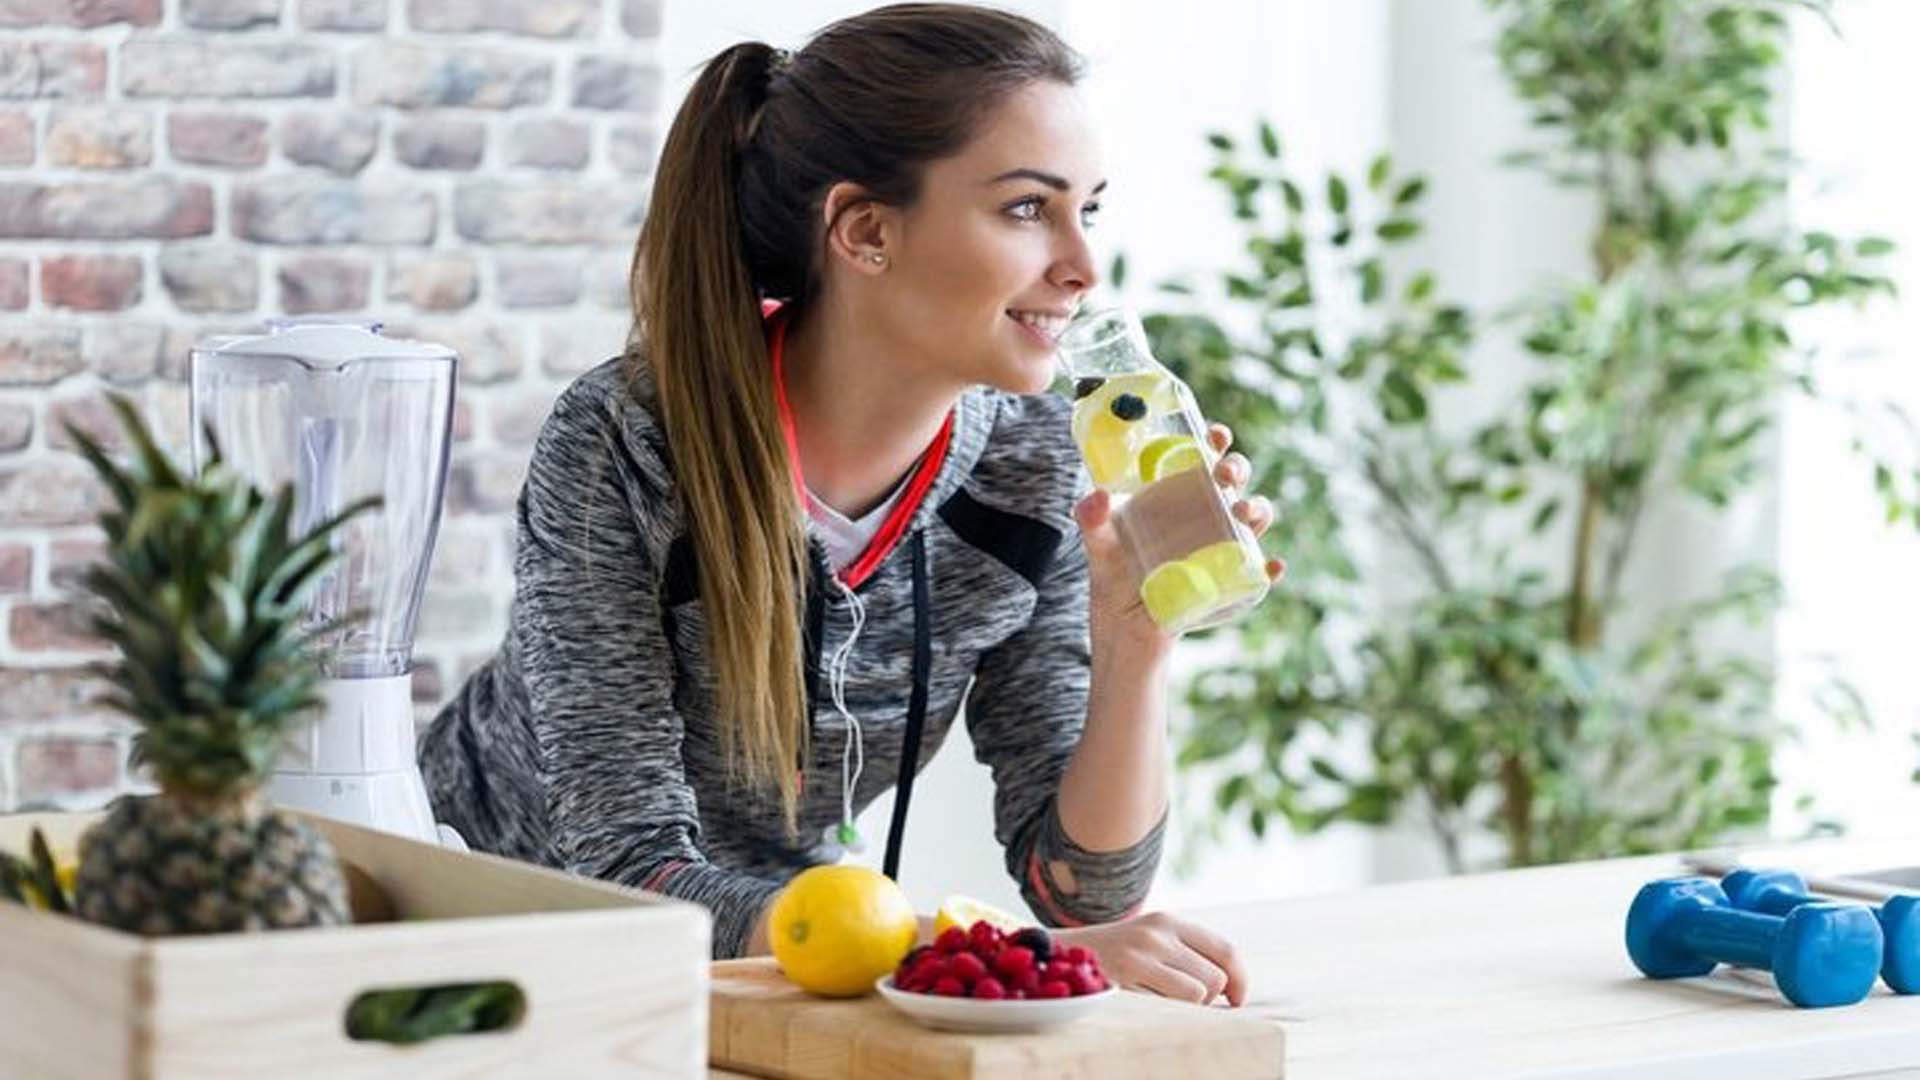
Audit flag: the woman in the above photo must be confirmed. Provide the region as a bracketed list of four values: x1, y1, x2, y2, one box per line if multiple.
[419, 3, 1280, 1005]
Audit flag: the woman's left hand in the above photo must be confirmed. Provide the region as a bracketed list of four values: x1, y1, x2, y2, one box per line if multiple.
[1074, 422, 1285, 654]
[1052, 910, 1250, 1006]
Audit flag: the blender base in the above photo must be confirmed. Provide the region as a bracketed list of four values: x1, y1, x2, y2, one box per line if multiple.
[267, 769, 439, 845]
[269, 674, 446, 846]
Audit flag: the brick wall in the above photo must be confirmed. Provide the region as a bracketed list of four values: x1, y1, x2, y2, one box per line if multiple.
[0, 0, 662, 809]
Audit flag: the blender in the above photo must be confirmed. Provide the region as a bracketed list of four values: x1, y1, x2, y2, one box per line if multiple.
[188, 320, 458, 845]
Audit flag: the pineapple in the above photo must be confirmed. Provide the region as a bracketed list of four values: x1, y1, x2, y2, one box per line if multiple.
[63, 394, 377, 936]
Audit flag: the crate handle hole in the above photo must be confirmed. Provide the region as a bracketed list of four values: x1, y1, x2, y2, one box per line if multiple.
[344, 980, 527, 1044]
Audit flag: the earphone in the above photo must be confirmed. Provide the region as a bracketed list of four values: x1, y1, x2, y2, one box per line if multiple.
[824, 575, 868, 854]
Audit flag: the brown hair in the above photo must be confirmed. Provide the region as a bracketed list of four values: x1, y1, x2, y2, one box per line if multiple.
[629, 4, 1082, 822]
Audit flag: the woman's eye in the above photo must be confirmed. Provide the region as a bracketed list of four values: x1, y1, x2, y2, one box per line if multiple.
[1006, 197, 1044, 221]
[1005, 197, 1102, 226]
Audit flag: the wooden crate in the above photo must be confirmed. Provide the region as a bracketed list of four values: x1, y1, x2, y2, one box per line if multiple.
[0, 811, 710, 1079]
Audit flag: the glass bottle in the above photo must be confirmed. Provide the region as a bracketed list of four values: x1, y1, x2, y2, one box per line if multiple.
[1056, 307, 1270, 634]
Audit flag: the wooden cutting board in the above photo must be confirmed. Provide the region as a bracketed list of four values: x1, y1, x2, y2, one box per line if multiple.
[709, 959, 1285, 1079]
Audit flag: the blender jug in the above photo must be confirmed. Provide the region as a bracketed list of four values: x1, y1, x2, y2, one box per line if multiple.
[189, 321, 457, 843]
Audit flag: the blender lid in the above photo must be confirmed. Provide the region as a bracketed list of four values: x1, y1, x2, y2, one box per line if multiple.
[202, 320, 456, 371]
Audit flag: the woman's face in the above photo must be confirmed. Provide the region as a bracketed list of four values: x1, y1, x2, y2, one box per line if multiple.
[876, 80, 1105, 396]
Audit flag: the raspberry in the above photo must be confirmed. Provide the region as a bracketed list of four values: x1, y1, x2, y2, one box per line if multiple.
[1036, 979, 1072, 1000]
[935, 927, 969, 954]
[948, 951, 988, 984]
[1008, 988, 1028, 1000]
[1010, 927, 1054, 963]
[932, 976, 967, 997]
[909, 957, 946, 988]
[1045, 959, 1075, 982]
[1066, 965, 1105, 996]
[1015, 967, 1040, 994]
[993, 945, 1035, 979]
[968, 920, 1004, 954]
[1061, 945, 1093, 967]
[972, 976, 1008, 1000]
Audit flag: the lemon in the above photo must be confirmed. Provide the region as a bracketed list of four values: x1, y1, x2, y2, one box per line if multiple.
[1083, 433, 1139, 490]
[1137, 434, 1205, 484]
[933, 895, 1026, 937]
[1190, 540, 1268, 600]
[1076, 400, 1146, 492]
[1140, 559, 1219, 629]
[767, 865, 918, 997]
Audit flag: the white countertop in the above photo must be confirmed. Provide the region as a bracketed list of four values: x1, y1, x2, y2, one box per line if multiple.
[1188, 841, 1920, 1078]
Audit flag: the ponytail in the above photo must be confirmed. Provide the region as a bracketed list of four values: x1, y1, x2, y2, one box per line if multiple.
[630, 42, 810, 825]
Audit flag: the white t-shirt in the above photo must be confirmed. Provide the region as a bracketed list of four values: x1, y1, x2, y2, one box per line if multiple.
[807, 476, 912, 573]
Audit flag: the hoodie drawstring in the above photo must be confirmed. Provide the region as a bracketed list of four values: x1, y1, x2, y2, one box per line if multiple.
[827, 572, 868, 853]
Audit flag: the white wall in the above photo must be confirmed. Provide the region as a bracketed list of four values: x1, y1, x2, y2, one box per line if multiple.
[1773, 0, 1920, 839]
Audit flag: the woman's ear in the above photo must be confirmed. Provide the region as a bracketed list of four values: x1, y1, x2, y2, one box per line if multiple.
[821, 181, 898, 275]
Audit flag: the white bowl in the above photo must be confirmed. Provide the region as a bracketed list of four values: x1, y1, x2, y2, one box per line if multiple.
[875, 974, 1117, 1033]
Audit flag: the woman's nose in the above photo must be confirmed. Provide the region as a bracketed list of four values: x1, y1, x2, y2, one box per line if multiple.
[1051, 225, 1098, 292]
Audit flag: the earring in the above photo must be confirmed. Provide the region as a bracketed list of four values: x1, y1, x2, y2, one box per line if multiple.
[868, 252, 888, 267]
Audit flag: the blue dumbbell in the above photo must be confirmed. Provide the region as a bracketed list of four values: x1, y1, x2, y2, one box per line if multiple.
[1626, 877, 1883, 1008]
[1723, 868, 1920, 994]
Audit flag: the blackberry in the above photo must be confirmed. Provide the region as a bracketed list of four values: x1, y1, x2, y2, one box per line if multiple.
[1109, 393, 1148, 421]
[1073, 377, 1107, 400]
[1011, 926, 1054, 963]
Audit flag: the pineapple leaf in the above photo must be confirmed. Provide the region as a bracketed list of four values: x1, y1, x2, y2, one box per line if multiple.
[61, 422, 137, 514]
[258, 543, 345, 614]
[0, 850, 30, 904]
[255, 494, 382, 608]
[178, 622, 233, 686]
[198, 419, 226, 466]
[106, 393, 181, 492]
[207, 578, 250, 654]
[305, 494, 383, 540]
[28, 828, 69, 915]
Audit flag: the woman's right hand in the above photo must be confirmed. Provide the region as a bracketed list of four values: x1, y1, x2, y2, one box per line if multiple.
[1052, 910, 1249, 1005]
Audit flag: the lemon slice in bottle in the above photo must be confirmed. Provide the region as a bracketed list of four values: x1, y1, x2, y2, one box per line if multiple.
[1190, 540, 1268, 600]
[1137, 434, 1205, 484]
[1140, 559, 1220, 629]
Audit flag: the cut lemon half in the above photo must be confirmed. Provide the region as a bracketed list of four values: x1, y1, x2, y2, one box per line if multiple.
[1140, 558, 1220, 630]
[933, 894, 1027, 937]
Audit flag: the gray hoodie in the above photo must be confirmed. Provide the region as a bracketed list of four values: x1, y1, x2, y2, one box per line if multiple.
[418, 343, 1163, 959]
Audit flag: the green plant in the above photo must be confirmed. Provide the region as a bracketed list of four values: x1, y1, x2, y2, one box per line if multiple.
[1144, 0, 1896, 871]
